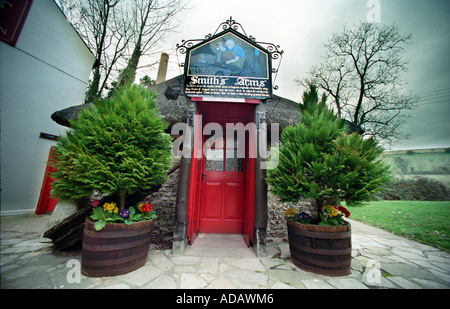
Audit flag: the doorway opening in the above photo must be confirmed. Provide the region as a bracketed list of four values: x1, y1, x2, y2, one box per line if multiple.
[187, 101, 256, 246]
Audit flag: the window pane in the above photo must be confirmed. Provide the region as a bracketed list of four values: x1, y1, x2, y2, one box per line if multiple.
[206, 160, 224, 171]
[225, 149, 243, 172]
[206, 149, 223, 171]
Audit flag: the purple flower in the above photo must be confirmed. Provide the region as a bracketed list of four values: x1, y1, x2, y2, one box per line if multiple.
[118, 209, 129, 218]
[298, 212, 310, 221]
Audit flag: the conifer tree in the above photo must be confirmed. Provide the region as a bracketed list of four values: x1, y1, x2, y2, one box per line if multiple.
[266, 84, 391, 219]
[51, 84, 173, 210]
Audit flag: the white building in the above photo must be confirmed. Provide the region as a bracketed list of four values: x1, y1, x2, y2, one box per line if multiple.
[1, 0, 95, 215]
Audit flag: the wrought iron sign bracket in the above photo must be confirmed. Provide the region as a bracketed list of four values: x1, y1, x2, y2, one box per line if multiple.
[176, 17, 283, 91]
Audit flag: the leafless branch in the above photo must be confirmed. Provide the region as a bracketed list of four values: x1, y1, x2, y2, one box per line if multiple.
[298, 22, 418, 145]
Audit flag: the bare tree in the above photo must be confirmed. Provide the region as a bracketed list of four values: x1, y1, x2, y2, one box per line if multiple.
[112, 0, 185, 93]
[299, 22, 418, 144]
[57, 0, 186, 102]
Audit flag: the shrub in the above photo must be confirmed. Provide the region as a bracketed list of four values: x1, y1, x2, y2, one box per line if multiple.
[50, 84, 173, 209]
[377, 177, 450, 201]
[266, 84, 391, 220]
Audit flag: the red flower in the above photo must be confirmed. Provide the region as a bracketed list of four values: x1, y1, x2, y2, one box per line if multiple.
[337, 205, 350, 218]
[141, 203, 154, 213]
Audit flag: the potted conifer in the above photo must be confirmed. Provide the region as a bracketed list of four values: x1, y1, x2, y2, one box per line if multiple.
[50, 84, 172, 277]
[266, 85, 391, 276]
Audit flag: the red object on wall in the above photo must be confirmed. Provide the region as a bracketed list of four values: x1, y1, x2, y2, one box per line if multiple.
[35, 146, 58, 214]
[0, 0, 33, 46]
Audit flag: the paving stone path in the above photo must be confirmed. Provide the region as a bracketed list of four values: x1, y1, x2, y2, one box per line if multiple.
[1, 214, 449, 289]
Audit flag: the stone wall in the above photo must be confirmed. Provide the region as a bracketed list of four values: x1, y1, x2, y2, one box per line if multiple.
[139, 161, 315, 240]
[267, 191, 315, 237]
[140, 160, 179, 239]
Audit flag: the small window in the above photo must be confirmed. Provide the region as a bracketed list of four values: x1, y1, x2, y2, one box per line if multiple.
[206, 149, 224, 171]
[204, 131, 244, 172]
[225, 149, 244, 172]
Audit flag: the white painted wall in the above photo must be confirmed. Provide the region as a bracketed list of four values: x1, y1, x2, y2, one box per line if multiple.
[0, 0, 95, 214]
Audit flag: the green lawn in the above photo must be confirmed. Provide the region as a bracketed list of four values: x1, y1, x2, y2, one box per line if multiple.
[346, 201, 450, 253]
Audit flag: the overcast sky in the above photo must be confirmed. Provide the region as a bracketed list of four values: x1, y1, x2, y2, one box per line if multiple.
[147, 0, 450, 150]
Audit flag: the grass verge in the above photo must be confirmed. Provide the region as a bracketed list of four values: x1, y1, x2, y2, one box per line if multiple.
[346, 201, 450, 253]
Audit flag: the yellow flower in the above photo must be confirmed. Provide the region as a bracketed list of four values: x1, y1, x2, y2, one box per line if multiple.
[325, 205, 338, 216]
[113, 207, 118, 214]
[284, 208, 296, 218]
[138, 203, 144, 212]
[103, 202, 117, 212]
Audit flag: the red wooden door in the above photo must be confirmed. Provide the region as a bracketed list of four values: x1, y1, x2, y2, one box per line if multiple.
[35, 147, 59, 214]
[198, 132, 245, 234]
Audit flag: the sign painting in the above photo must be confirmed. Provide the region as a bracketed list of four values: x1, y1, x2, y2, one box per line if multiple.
[183, 30, 272, 99]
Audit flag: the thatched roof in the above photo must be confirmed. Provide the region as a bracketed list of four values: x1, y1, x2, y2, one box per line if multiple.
[148, 75, 189, 129]
[50, 75, 362, 134]
[51, 75, 302, 130]
[51, 102, 94, 128]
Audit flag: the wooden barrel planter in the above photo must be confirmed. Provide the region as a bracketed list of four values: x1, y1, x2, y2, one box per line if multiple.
[286, 219, 351, 276]
[81, 219, 154, 277]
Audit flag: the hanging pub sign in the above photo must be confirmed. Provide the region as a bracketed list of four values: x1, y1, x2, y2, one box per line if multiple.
[178, 18, 283, 100]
